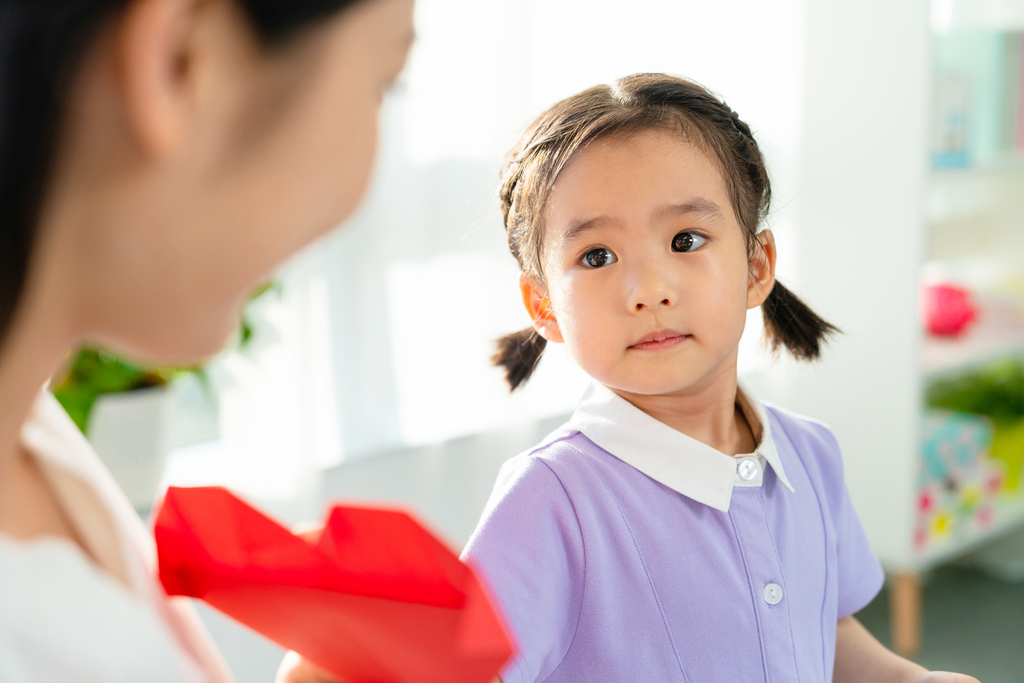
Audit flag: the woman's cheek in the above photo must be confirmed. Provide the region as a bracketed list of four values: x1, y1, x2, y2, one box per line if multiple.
[328, 102, 378, 224]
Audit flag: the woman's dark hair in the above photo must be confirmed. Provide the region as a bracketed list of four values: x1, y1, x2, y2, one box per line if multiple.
[0, 0, 366, 347]
[494, 73, 839, 391]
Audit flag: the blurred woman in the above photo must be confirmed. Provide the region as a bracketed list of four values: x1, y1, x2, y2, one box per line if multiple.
[0, 0, 414, 680]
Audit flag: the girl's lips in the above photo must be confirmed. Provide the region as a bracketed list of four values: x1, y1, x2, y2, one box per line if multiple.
[629, 330, 690, 350]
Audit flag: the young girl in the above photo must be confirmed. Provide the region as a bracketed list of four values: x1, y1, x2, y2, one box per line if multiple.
[462, 74, 977, 683]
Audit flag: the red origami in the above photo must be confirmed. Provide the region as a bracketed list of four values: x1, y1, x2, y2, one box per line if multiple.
[154, 486, 514, 683]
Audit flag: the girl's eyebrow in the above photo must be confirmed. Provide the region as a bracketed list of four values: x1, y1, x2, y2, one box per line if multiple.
[560, 197, 724, 246]
[655, 198, 724, 221]
[560, 215, 618, 245]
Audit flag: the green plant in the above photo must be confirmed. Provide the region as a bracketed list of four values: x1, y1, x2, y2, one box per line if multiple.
[927, 359, 1024, 489]
[239, 280, 279, 348]
[52, 349, 192, 433]
[926, 359, 1024, 424]
[53, 281, 279, 433]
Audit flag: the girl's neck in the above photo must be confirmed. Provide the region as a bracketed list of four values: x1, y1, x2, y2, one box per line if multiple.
[609, 354, 756, 456]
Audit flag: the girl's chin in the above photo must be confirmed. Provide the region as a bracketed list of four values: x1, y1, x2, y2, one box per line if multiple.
[594, 364, 717, 397]
[596, 376, 704, 398]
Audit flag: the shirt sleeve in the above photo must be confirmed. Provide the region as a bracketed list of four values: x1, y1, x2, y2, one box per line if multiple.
[822, 430, 886, 620]
[461, 454, 585, 683]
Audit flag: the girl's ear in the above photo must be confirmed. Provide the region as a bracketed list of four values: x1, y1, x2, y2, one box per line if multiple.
[520, 274, 564, 343]
[747, 229, 777, 310]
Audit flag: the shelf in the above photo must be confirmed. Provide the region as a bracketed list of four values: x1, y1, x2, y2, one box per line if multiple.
[912, 492, 1024, 570]
[931, 0, 1024, 34]
[926, 157, 1024, 230]
[922, 310, 1024, 379]
[930, 154, 1024, 178]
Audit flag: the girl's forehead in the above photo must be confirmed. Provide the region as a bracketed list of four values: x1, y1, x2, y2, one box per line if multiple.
[544, 128, 730, 231]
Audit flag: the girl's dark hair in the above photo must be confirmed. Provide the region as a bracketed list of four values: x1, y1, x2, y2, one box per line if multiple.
[494, 73, 839, 390]
[0, 0, 366, 347]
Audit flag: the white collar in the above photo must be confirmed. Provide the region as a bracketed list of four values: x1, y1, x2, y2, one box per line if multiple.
[569, 381, 795, 512]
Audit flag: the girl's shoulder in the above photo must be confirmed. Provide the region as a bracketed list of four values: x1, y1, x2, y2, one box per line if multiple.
[761, 401, 849, 487]
[763, 401, 840, 447]
[491, 422, 596, 492]
[483, 418, 655, 526]
[466, 422, 594, 569]
[495, 417, 640, 483]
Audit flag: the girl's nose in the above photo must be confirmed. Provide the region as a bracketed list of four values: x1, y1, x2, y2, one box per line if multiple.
[628, 269, 677, 312]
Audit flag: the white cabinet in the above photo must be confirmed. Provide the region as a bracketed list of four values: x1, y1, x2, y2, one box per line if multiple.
[759, 0, 1024, 655]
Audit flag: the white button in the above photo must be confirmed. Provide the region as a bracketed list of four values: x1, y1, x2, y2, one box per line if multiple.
[763, 583, 783, 605]
[737, 458, 760, 482]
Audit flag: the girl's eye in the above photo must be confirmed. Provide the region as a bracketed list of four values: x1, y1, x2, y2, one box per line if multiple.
[582, 248, 617, 268]
[672, 231, 707, 253]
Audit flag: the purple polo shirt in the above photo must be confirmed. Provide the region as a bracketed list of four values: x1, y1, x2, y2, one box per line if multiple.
[462, 383, 884, 683]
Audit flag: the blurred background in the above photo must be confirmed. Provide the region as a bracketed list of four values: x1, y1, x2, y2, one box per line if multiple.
[52, 0, 1024, 680]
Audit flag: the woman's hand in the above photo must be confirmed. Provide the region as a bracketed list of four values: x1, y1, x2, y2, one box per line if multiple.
[275, 652, 341, 683]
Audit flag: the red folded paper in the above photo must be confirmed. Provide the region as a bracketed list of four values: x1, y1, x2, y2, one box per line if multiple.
[154, 486, 514, 683]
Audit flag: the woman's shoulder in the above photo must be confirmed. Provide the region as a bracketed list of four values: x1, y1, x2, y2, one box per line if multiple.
[14, 390, 233, 683]
[20, 390, 163, 589]
[0, 535, 191, 683]
[21, 390, 137, 505]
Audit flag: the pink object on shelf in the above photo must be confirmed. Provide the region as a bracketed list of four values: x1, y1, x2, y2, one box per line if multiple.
[923, 284, 978, 337]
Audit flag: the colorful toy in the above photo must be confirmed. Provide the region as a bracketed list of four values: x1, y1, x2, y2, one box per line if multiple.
[991, 419, 1024, 491]
[927, 360, 1024, 490]
[915, 410, 1003, 553]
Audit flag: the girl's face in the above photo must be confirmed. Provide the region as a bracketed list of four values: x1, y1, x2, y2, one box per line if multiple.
[529, 127, 775, 397]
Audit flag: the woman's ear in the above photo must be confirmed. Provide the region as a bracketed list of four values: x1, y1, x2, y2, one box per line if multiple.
[747, 229, 777, 309]
[116, 0, 208, 158]
[520, 273, 564, 343]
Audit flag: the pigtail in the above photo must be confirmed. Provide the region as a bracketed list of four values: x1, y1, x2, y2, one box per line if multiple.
[493, 328, 547, 391]
[762, 282, 840, 361]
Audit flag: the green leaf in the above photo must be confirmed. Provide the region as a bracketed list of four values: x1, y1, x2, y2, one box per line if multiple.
[52, 280, 278, 433]
[926, 359, 1024, 425]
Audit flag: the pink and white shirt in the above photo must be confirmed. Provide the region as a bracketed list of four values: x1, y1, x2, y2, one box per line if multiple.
[0, 390, 233, 683]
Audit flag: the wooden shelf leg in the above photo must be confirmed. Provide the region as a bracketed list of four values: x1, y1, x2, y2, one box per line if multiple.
[890, 572, 922, 657]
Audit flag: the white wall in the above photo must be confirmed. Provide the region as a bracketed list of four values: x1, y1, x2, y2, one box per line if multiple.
[777, 0, 931, 568]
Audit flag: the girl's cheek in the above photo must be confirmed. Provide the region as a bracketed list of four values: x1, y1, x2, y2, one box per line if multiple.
[571, 302, 616, 366]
